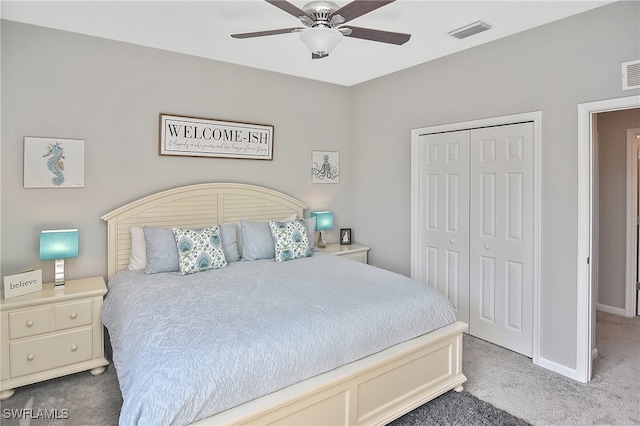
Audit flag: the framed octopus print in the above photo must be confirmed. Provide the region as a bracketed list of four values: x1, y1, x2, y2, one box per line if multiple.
[311, 151, 339, 184]
[24, 137, 85, 188]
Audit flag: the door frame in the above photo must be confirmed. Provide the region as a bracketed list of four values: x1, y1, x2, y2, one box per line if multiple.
[411, 111, 542, 365]
[576, 95, 640, 383]
[626, 128, 640, 317]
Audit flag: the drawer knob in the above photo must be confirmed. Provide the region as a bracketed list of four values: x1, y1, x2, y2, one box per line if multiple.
[27, 354, 35, 361]
[70, 312, 78, 319]
[70, 344, 78, 352]
[26, 320, 34, 327]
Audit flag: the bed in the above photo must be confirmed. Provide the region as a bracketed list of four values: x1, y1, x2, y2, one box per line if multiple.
[101, 183, 467, 425]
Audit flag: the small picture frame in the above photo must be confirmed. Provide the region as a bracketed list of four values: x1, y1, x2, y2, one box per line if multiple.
[340, 228, 352, 245]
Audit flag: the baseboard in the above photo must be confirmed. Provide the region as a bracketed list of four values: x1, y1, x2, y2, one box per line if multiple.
[536, 356, 581, 382]
[596, 303, 626, 316]
[592, 347, 599, 361]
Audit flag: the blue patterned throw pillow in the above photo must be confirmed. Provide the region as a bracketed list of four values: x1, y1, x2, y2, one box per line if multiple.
[172, 226, 227, 275]
[269, 220, 313, 262]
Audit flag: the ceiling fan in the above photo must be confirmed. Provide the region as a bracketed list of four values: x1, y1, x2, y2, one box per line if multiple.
[231, 0, 411, 59]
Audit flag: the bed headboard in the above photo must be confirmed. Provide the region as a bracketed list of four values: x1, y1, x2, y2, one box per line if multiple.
[101, 183, 308, 280]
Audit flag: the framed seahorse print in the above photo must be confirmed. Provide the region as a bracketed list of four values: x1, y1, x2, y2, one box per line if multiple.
[24, 137, 85, 188]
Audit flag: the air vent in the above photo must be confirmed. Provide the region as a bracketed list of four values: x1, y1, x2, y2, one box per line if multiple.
[622, 60, 640, 90]
[449, 21, 492, 40]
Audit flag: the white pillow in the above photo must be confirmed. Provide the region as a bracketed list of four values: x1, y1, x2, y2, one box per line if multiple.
[128, 226, 147, 270]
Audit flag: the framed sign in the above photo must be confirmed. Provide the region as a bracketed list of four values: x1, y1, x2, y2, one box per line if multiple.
[3, 269, 42, 299]
[159, 114, 273, 160]
[24, 137, 85, 188]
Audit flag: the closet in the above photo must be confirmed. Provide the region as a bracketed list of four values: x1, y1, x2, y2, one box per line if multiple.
[411, 122, 534, 357]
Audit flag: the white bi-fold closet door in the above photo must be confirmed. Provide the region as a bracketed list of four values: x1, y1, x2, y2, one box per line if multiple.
[414, 122, 534, 357]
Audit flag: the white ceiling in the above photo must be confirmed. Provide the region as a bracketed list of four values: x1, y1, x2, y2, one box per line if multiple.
[1, 0, 612, 86]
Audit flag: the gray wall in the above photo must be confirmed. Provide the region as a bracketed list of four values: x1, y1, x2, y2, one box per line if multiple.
[597, 108, 640, 311]
[348, 1, 639, 369]
[1, 20, 352, 282]
[1, 2, 639, 377]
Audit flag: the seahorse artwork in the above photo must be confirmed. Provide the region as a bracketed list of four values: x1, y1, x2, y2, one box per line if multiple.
[42, 142, 66, 186]
[312, 153, 339, 181]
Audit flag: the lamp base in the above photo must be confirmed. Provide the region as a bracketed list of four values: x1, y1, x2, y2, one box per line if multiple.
[317, 231, 326, 248]
[54, 258, 66, 287]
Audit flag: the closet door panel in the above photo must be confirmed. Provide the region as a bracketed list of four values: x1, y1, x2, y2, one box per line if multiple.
[417, 131, 470, 323]
[469, 123, 534, 357]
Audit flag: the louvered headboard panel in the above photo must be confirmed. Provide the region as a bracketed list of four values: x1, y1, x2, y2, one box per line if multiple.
[101, 183, 308, 280]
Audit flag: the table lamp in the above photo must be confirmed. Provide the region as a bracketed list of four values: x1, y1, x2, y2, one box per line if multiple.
[40, 229, 79, 287]
[311, 211, 333, 248]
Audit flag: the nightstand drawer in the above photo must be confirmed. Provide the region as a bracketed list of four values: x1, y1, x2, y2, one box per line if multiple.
[319, 244, 370, 264]
[8, 307, 52, 339]
[343, 252, 367, 263]
[9, 328, 93, 378]
[54, 300, 92, 331]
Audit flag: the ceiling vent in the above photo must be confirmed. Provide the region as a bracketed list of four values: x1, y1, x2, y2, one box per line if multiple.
[449, 21, 492, 40]
[622, 60, 640, 90]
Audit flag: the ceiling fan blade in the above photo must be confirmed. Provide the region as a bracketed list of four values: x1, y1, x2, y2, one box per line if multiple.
[231, 28, 304, 39]
[330, 0, 395, 23]
[265, 0, 310, 19]
[341, 25, 410, 45]
[312, 53, 329, 59]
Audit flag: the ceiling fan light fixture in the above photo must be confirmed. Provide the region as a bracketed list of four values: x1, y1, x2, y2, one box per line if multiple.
[299, 27, 343, 56]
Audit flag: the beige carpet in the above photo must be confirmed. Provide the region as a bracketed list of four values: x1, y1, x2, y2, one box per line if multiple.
[462, 311, 640, 425]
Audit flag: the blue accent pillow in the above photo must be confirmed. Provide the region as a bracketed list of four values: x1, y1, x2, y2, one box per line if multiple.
[172, 226, 227, 275]
[220, 223, 240, 262]
[304, 216, 316, 250]
[144, 226, 179, 274]
[269, 220, 313, 262]
[143, 223, 239, 274]
[241, 219, 276, 260]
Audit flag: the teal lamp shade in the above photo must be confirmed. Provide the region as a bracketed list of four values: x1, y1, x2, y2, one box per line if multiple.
[311, 211, 333, 248]
[40, 229, 79, 287]
[311, 211, 334, 231]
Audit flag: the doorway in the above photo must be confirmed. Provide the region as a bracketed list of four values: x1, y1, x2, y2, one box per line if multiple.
[576, 95, 640, 383]
[595, 114, 640, 317]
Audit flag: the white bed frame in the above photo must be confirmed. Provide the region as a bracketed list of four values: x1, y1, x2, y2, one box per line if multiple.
[102, 183, 467, 425]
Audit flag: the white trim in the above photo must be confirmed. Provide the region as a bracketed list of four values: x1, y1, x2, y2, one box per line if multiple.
[596, 303, 627, 317]
[576, 95, 640, 384]
[536, 356, 581, 382]
[411, 111, 542, 366]
[626, 129, 640, 317]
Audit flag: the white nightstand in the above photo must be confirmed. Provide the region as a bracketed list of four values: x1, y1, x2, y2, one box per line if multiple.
[0, 276, 109, 400]
[318, 243, 371, 264]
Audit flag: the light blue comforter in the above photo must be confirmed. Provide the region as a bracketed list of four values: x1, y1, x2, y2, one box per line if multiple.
[101, 253, 455, 425]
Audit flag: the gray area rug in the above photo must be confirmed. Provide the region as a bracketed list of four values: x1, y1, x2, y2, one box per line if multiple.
[389, 390, 530, 426]
[0, 361, 528, 426]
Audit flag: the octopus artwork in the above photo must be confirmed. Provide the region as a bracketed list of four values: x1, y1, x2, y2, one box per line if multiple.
[43, 142, 66, 186]
[311, 152, 339, 182]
